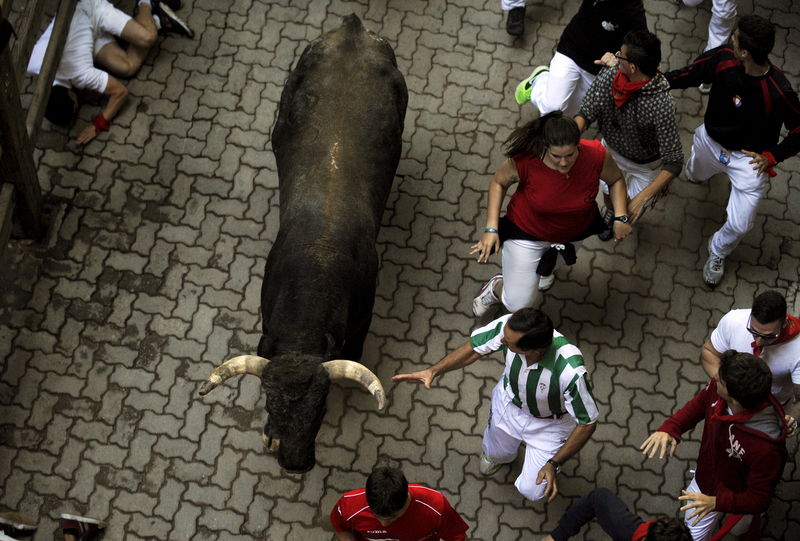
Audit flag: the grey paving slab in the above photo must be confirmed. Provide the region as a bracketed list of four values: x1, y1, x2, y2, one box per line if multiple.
[1, 0, 800, 539]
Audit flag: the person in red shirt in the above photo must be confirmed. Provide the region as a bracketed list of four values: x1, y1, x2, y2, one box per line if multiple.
[470, 111, 631, 317]
[330, 465, 469, 541]
[641, 351, 788, 541]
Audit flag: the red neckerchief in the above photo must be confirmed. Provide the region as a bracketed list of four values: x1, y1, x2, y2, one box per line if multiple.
[752, 314, 800, 356]
[611, 70, 650, 108]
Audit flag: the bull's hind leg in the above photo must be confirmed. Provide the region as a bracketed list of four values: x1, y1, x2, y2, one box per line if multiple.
[262, 418, 280, 453]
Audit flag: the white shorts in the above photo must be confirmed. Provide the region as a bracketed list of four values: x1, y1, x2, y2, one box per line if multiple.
[482, 380, 577, 501]
[599, 139, 661, 199]
[683, 476, 753, 540]
[500, 238, 584, 312]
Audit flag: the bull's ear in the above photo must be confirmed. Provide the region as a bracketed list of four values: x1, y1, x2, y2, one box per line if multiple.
[322, 360, 386, 410]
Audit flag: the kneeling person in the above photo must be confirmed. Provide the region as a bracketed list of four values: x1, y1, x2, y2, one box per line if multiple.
[393, 308, 598, 502]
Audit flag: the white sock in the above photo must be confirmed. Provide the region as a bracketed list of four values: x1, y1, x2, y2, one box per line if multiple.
[138, 0, 151, 5]
[153, 14, 161, 29]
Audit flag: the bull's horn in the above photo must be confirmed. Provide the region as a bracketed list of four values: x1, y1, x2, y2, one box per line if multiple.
[198, 355, 270, 396]
[322, 360, 386, 410]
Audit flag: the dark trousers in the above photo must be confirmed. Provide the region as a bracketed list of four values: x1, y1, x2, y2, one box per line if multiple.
[550, 487, 644, 541]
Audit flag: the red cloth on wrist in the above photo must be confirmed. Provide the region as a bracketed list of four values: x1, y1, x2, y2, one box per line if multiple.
[762, 151, 778, 177]
[92, 114, 110, 132]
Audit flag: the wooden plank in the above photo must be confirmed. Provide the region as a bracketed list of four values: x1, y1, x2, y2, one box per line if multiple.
[26, 0, 78, 142]
[11, 0, 49, 86]
[0, 182, 15, 260]
[0, 45, 42, 238]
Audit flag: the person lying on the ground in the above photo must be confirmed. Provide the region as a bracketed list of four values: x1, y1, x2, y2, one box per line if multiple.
[27, 0, 192, 144]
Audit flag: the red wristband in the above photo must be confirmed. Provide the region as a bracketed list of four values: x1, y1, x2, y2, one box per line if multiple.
[92, 114, 110, 132]
[762, 151, 778, 177]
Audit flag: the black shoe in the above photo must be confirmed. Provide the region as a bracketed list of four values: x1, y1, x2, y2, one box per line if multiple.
[154, 2, 193, 38]
[597, 207, 614, 241]
[506, 7, 525, 36]
[160, 0, 181, 10]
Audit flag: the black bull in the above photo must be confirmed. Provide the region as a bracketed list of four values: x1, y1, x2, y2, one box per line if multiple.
[199, 15, 408, 473]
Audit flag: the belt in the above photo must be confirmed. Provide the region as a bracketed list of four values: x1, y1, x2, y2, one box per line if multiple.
[533, 413, 564, 420]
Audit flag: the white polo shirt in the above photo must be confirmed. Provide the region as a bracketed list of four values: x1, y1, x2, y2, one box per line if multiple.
[711, 308, 800, 405]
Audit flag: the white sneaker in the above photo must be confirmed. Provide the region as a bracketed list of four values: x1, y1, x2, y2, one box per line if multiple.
[479, 453, 504, 475]
[699, 82, 712, 94]
[472, 275, 502, 317]
[703, 238, 724, 287]
[538, 273, 555, 291]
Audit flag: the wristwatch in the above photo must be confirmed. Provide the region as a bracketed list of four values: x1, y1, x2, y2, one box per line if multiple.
[613, 215, 630, 224]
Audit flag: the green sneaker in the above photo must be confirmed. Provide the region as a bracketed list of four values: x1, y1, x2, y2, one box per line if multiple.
[515, 65, 549, 105]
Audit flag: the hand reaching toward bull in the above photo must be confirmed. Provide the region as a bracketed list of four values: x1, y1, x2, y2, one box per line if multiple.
[392, 368, 437, 389]
[392, 343, 483, 390]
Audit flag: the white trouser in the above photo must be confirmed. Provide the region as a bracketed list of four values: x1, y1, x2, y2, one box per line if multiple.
[686, 124, 767, 258]
[683, 476, 753, 540]
[500, 238, 584, 312]
[599, 139, 661, 199]
[530, 52, 595, 117]
[501, 0, 526, 9]
[483, 381, 576, 501]
[682, 0, 737, 50]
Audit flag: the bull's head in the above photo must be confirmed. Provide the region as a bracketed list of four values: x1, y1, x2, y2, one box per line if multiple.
[198, 355, 385, 473]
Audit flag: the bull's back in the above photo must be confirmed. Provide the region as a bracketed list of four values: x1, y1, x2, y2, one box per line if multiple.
[272, 15, 408, 228]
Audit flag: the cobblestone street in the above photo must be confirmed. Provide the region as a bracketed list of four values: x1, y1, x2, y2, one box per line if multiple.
[1, 0, 799, 539]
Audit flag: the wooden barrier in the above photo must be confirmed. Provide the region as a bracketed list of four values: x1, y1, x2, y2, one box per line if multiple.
[0, 0, 78, 257]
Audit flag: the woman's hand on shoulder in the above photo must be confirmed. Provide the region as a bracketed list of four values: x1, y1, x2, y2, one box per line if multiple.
[469, 232, 500, 262]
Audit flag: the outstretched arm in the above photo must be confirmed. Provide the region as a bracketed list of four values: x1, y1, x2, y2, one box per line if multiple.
[76, 76, 128, 144]
[392, 342, 482, 389]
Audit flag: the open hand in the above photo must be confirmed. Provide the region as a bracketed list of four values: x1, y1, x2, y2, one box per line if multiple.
[640, 431, 677, 459]
[76, 124, 98, 145]
[469, 232, 501, 263]
[392, 368, 436, 389]
[536, 461, 559, 502]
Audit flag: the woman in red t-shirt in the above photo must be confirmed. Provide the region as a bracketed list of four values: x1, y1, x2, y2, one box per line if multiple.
[470, 112, 632, 315]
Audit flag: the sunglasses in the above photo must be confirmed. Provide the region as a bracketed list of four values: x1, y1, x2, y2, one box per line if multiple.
[746, 316, 781, 341]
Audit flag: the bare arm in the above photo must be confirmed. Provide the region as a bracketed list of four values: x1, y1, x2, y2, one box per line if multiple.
[574, 114, 588, 133]
[392, 342, 483, 389]
[536, 422, 597, 502]
[628, 169, 674, 224]
[600, 152, 632, 241]
[700, 339, 723, 379]
[469, 158, 519, 262]
[77, 75, 128, 144]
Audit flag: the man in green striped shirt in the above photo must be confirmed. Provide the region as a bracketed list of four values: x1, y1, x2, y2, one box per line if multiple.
[393, 308, 598, 502]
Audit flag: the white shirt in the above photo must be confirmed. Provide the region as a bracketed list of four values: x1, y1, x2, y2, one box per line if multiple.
[27, 0, 129, 93]
[711, 308, 800, 405]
